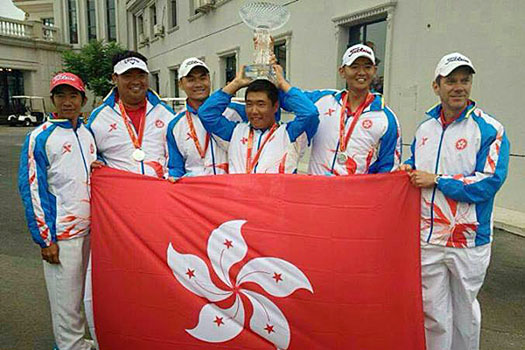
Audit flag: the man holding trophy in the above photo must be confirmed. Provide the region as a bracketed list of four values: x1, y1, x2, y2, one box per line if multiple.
[198, 63, 318, 174]
[196, 2, 318, 174]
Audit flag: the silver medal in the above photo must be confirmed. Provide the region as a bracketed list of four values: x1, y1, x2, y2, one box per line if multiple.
[337, 153, 348, 165]
[132, 149, 146, 162]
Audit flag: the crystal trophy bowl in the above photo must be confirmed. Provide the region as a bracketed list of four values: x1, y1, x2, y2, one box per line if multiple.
[239, 2, 290, 81]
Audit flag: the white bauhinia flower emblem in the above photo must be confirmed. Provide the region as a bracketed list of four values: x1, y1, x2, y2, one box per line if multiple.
[167, 220, 313, 349]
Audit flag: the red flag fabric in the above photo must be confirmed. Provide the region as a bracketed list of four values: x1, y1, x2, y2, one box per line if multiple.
[91, 167, 424, 350]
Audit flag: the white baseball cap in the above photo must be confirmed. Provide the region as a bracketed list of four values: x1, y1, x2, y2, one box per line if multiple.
[178, 57, 209, 80]
[434, 52, 476, 80]
[341, 44, 376, 67]
[113, 57, 150, 75]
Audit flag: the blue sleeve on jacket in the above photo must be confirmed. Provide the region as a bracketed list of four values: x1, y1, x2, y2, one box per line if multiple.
[86, 104, 108, 164]
[198, 90, 238, 142]
[437, 118, 510, 203]
[369, 107, 401, 173]
[404, 137, 416, 169]
[284, 87, 320, 142]
[18, 129, 57, 248]
[227, 101, 248, 122]
[166, 114, 186, 178]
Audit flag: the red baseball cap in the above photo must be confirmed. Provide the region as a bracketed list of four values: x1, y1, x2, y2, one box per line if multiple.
[49, 72, 86, 93]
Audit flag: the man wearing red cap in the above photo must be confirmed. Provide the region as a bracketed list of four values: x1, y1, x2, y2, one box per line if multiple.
[18, 73, 97, 350]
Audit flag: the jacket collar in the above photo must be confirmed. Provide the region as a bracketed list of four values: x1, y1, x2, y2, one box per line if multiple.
[334, 90, 385, 113]
[426, 100, 477, 124]
[48, 113, 84, 130]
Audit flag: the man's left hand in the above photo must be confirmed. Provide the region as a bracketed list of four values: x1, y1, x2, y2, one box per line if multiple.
[409, 170, 438, 188]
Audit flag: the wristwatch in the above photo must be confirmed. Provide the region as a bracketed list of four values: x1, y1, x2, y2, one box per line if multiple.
[434, 174, 442, 185]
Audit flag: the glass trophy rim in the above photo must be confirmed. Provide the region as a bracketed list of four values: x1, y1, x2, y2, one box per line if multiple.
[238, 1, 291, 31]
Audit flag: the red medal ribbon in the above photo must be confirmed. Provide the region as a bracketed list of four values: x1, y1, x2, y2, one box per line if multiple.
[186, 111, 210, 159]
[339, 92, 375, 152]
[245, 124, 279, 174]
[117, 99, 146, 150]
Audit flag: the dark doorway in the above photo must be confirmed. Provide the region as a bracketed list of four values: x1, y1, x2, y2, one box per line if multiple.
[0, 69, 24, 116]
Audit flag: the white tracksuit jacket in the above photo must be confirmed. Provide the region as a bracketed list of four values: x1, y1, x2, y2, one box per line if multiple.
[280, 89, 402, 175]
[405, 101, 510, 248]
[87, 89, 175, 178]
[166, 100, 246, 177]
[198, 88, 319, 174]
[18, 118, 97, 247]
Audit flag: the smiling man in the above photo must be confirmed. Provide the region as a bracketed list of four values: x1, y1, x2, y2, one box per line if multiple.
[84, 51, 175, 345]
[87, 51, 174, 178]
[18, 73, 97, 350]
[198, 64, 318, 174]
[401, 53, 510, 350]
[167, 57, 246, 180]
[280, 43, 401, 176]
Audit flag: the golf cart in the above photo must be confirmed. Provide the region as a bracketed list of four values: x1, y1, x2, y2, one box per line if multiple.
[7, 96, 47, 126]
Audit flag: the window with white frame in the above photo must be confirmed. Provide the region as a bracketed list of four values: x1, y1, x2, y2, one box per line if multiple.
[136, 13, 145, 45]
[224, 55, 236, 85]
[274, 41, 287, 78]
[169, 0, 178, 28]
[151, 72, 160, 94]
[67, 0, 78, 44]
[170, 68, 180, 97]
[106, 0, 116, 41]
[150, 3, 157, 35]
[86, 0, 97, 41]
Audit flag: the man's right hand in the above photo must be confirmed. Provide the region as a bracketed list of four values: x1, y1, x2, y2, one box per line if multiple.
[167, 176, 180, 184]
[222, 66, 253, 95]
[398, 164, 413, 172]
[41, 242, 60, 264]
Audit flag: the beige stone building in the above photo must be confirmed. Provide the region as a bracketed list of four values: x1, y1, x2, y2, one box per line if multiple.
[0, 0, 67, 116]
[6, 0, 525, 225]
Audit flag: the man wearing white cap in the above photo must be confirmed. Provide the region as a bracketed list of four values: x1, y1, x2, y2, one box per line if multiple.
[166, 57, 246, 180]
[400, 53, 510, 350]
[87, 50, 174, 178]
[279, 43, 401, 175]
[85, 51, 175, 345]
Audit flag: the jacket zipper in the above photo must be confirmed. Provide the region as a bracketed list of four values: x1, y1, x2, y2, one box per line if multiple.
[426, 121, 447, 243]
[74, 127, 91, 196]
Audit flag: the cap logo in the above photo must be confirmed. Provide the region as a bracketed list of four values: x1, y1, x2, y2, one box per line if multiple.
[52, 74, 76, 82]
[185, 60, 203, 67]
[445, 56, 470, 65]
[121, 57, 141, 66]
[349, 46, 372, 57]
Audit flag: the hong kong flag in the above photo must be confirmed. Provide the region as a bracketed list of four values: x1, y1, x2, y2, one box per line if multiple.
[91, 168, 424, 350]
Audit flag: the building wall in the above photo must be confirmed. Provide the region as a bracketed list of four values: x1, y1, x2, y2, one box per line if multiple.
[116, 0, 524, 213]
[0, 33, 69, 113]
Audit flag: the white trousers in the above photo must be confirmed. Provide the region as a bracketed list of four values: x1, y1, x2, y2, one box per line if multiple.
[43, 236, 92, 350]
[83, 254, 98, 347]
[421, 243, 491, 350]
